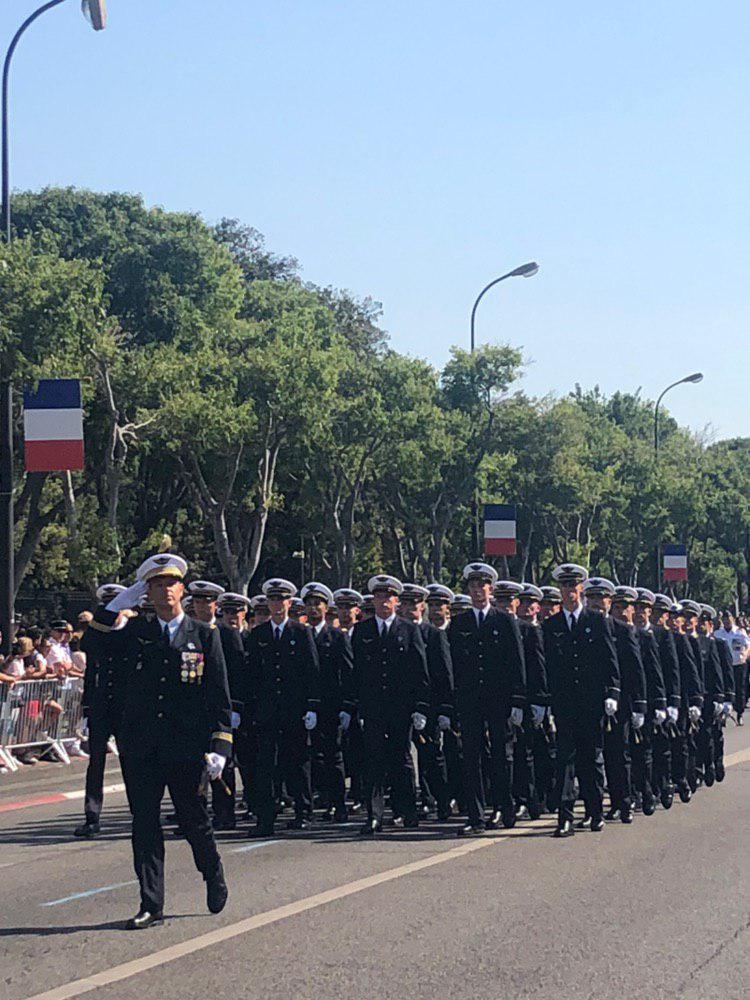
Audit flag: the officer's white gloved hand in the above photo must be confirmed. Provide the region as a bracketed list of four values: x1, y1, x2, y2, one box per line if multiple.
[106, 580, 147, 612]
[437, 714, 451, 731]
[411, 712, 427, 731]
[303, 711, 317, 731]
[339, 710, 351, 731]
[604, 698, 618, 717]
[531, 705, 546, 726]
[205, 752, 225, 781]
[713, 701, 724, 719]
[653, 709, 667, 725]
[631, 712, 645, 730]
[667, 706, 679, 724]
[230, 711, 241, 729]
[80, 717, 89, 738]
[723, 701, 732, 716]
[510, 707, 524, 727]
[688, 706, 702, 723]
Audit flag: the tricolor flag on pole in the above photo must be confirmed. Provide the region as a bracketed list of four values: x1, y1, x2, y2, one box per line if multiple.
[483, 503, 517, 557]
[23, 379, 84, 473]
[663, 543, 688, 582]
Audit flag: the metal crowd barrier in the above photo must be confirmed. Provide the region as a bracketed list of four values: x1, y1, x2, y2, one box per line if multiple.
[0, 677, 85, 772]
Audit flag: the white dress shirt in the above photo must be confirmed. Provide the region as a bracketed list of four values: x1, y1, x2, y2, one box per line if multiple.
[157, 611, 185, 645]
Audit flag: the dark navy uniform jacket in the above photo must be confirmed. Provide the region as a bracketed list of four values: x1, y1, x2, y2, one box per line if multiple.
[542, 609, 619, 727]
[246, 619, 320, 728]
[351, 616, 430, 721]
[85, 609, 233, 761]
[448, 607, 526, 717]
[418, 620, 454, 719]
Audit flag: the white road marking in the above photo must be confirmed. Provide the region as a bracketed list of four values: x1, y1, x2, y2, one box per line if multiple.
[231, 839, 279, 853]
[41, 880, 139, 908]
[25, 742, 750, 1000]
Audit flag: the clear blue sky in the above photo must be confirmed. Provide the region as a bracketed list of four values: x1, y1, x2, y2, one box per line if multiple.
[3, 1, 748, 438]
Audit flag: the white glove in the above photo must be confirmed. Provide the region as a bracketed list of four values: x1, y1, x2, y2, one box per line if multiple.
[631, 712, 645, 730]
[106, 580, 147, 612]
[230, 711, 241, 729]
[688, 706, 702, 723]
[437, 714, 451, 731]
[723, 701, 732, 716]
[713, 701, 723, 719]
[303, 711, 317, 731]
[604, 698, 618, 717]
[531, 705, 546, 726]
[339, 710, 351, 731]
[205, 752, 225, 781]
[653, 709, 667, 725]
[80, 716, 89, 738]
[510, 707, 524, 727]
[411, 712, 427, 731]
[667, 706, 679, 724]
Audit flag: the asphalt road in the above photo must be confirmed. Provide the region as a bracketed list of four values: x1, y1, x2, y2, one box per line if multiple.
[2, 726, 750, 1000]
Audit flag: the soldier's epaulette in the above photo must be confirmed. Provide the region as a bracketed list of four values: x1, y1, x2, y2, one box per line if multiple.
[212, 731, 232, 744]
[88, 619, 112, 633]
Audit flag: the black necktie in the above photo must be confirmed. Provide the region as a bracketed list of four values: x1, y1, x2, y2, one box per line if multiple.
[162, 623, 170, 649]
[274, 626, 281, 643]
[569, 613, 577, 635]
[478, 610, 485, 626]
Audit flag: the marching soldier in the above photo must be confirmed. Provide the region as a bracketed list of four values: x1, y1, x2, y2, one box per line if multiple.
[539, 586, 562, 622]
[693, 603, 725, 787]
[629, 589, 667, 816]
[84, 554, 232, 929]
[398, 583, 454, 820]
[517, 583, 555, 815]
[449, 563, 525, 835]
[250, 595, 271, 628]
[188, 580, 225, 625]
[75, 583, 128, 838]
[708, 608, 734, 781]
[333, 589, 363, 636]
[647, 593, 682, 808]
[217, 592, 256, 819]
[450, 593, 472, 617]
[666, 603, 703, 802]
[598, 583, 647, 824]
[301, 581, 354, 823]
[333, 588, 365, 809]
[351, 575, 430, 835]
[247, 579, 320, 835]
[425, 583, 453, 629]
[360, 594, 376, 621]
[715, 610, 750, 726]
[543, 565, 619, 838]
[426, 584, 462, 810]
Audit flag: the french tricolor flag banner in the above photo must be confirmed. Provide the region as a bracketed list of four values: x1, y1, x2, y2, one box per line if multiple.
[483, 503, 517, 557]
[663, 543, 688, 582]
[23, 379, 84, 473]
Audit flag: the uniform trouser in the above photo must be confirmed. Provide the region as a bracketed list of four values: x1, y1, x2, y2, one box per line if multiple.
[696, 715, 715, 777]
[512, 717, 540, 813]
[362, 713, 416, 825]
[630, 724, 655, 804]
[713, 719, 726, 769]
[555, 721, 605, 824]
[255, 721, 312, 829]
[234, 727, 258, 812]
[604, 717, 632, 810]
[121, 754, 221, 914]
[312, 713, 346, 811]
[344, 716, 365, 803]
[211, 750, 236, 824]
[533, 721, 557, 810]
[652, 726, 673, 794]
[672, 711, 697, 790]
[414, 724, 450, 814]
[83, 711, 119, 824]
[460, 705, 514, 825]
[733, 665, 747, 719]
[443, 728, 464, 810]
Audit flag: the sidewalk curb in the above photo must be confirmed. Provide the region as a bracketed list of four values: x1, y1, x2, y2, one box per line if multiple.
[0, 782, 126, 815]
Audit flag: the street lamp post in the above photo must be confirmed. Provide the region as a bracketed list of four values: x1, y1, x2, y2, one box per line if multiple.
[652, 372, 704, 588]
[469, 261, 539, 354]
[0, 0, 107, 653]
[468, 261, 539, 555]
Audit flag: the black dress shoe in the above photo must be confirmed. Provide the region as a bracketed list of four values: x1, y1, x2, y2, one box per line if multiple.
[206, 864, 228, 914]
[73, 821, 100, 838]
[515, 804, 531, 821]
[126, 909, 164, 930]
[402, 816, 420, 829]
[715, 762, 725, 782]
[704, 765, 715, 787]
[253, 824, 275, 838]
[660, 786, 674, 810]
[575, 815, 591, 830]
[642, 796, 656, 816]
[590, 815, 605, 832]
[553, 820, 574, 839]
[212, 818, 236, 831]
[286, 816, 312, 830]
[620, 805, 633, 824]
[333, 808, 349, 824]
[437, 807, 452, 821]
[459, 823, 485, 837]
[678, 782, 692, 803]
[501, 810, 516, 829]
[358, 820, 381, 837]
[528, 800, 542, 821]
[604, 807, 621, 822]
[485, 810, 502, 830]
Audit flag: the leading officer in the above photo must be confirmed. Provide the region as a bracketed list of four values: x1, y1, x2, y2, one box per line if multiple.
[85, 553, 232, 929]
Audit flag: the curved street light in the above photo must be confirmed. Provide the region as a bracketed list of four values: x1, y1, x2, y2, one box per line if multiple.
[470, 261, 539, 353]
[0, 0, 107, 654]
